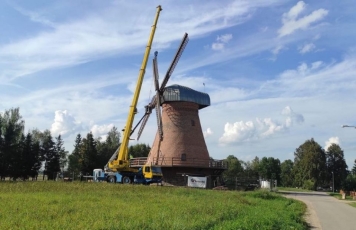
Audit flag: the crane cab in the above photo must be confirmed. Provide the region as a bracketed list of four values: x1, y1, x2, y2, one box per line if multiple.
[93, 169, 106, 182]
[142, 165, 163, 181]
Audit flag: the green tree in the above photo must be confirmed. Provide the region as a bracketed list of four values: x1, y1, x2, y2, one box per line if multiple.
[293, 138, 327, 190]
[30, 138, 42, 180]
[128, 143, 151, 158]
[2, 108, 25, 180]
[352, 160, 356, 175]
[55, 135, 68, 173]
[68, 134, 82, 174]
[341, 174, 356, 191]
[242, 156, 260, 178]
[0, 114, 4, 180]
[42, 130, 59, 180]
[222, 155, 244, 185]
[280, 159, 294, 187]
[80, 132, 99, 174]
[258, 157, 281, 181]
[326, 143, 348, 191]
[96, 127, 120, 168]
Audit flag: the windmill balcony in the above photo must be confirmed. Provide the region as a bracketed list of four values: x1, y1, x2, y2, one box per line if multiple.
[130, 157, 227, 169]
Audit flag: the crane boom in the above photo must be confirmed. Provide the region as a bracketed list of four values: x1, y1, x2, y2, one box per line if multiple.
[108, 5, 162, 172]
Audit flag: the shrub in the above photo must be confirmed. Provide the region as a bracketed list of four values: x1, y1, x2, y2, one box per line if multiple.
[302, 180, 315, 190]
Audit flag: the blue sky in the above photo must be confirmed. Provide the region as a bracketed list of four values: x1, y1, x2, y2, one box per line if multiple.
[1, 0, 356, 168]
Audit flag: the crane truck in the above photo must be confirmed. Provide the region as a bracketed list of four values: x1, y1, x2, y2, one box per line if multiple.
[93, 6, 163, 185]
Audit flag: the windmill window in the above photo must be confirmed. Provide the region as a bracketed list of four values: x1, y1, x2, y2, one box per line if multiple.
[181, 153, 187, 161]
[191, 120, 195, 126]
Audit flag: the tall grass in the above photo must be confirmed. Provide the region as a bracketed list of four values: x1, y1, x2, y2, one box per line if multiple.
[0, 182, 307, 229]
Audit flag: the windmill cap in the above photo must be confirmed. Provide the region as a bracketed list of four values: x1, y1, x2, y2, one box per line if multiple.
[163, 84, 210, 109]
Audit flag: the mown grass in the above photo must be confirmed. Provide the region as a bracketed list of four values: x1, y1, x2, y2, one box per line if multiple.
[0, 182, 308, 230]
[278, 187, 314, 192]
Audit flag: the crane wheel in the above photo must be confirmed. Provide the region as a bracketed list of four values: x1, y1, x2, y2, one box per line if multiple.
[122, 176, 132, 184]
[107, 176, 116, 183]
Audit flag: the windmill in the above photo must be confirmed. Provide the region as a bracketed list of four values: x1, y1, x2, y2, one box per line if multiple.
[135, 33, 226, 187]
[137, 33, 189, 163]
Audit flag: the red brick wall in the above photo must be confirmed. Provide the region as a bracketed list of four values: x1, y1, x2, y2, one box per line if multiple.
[147, 101, 210, 167]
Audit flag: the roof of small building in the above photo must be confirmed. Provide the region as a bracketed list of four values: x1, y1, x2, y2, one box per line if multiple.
[163, 84, 210, 109]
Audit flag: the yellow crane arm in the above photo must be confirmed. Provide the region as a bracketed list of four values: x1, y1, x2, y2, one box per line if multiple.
[108, 5, 162, 171]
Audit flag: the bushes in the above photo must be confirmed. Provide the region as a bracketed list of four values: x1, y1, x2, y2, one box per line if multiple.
[302, 180, 315, 190]
[341, 174, 356, 191]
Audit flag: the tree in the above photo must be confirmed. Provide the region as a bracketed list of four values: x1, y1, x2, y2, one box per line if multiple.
[242, 156, 260, 178]
[341, 174, 356, 191]
[352, 160, 356, 175]
[80, 132, 99, 174]
[55, 135, 68, 174]
[326, 143, 348, 190]
[68, 134, 82, 174]
[128, 143, 151, 158]
[293, 138, 327, 190]
[258, 157, 281, 182]
[222, 155, 244, 183]
[96, 127, 120, 168]
[280, 159, 294, 187]
[42, 130, 59, 180]
[0, 114, 4, 180]
[2, 108, 25, 180]
[29, 138, 42, 180]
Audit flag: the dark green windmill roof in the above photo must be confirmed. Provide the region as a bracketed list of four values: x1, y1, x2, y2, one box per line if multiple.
[163, 84, 210, 109]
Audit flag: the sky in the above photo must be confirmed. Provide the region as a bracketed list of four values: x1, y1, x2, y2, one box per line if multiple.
[1, 0, 356, 168]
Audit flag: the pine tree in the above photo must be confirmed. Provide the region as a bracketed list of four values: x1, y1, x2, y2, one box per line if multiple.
[81, 132, 99, 174]
[42, 130, 59, 180]
[326, 143, 348, 190]
[30, 139, 42, 180]
[68, 134, 82, 174]
[2, 108, 25, 180]
[97, 127, 120, 169]
[55, 135, 68, 173]
[352, 159, 356, 175]
[0, 114, 4, 180]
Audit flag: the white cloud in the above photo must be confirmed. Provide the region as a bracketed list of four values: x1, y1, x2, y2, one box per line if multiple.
[324, 137, 340, 150]
[272, 45, 284, 55]
[279, 61, 324, 78]
[299, 43, 316, 54]
[91, 123, 115, 140]
[211, 33, 233, 51]
[219, 106, 304, 145]
[282, 106, 304, 127]
[50, 110, 83, 137]
[211, 43, 225, 51]
[278, 1, 328, 37]
[203, 128, 213, 138]
[219, 118, 285, 145]
[0, 1, 273, 82]
[217, 34, 233, 43]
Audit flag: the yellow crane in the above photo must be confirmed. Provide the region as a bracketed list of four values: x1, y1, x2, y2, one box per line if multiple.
[93, 6, 163, 184]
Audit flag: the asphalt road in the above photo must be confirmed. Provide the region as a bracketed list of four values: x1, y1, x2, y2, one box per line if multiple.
[282, 191, 356, 230]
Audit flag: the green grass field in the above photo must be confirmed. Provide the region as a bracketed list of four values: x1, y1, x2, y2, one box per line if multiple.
[0, 182, 308, 230]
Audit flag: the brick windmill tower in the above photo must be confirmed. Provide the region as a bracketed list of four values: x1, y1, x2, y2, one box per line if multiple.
[137, 33, 226, 187]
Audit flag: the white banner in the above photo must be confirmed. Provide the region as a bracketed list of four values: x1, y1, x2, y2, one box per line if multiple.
[187, 176, 207, 188]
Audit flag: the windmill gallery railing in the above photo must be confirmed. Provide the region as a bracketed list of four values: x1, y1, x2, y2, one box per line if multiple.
[129, 157, 228, 169]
